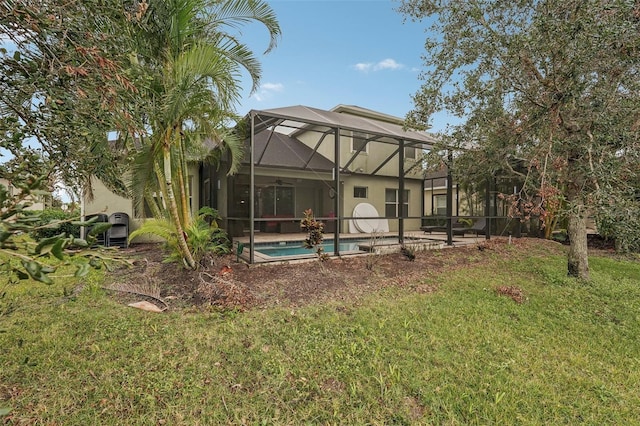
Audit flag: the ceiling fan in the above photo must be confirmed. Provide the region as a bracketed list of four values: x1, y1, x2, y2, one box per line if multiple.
[268, 179, 293, 186]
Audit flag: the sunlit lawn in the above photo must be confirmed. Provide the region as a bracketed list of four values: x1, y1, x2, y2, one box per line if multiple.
[1, 248, 639, 424]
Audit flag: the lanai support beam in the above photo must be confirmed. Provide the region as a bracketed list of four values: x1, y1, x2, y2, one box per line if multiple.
[485, 177, 492, 241]
[333, 126, 341, 255]
[249, 112, 256, 264]
[398, 139, 405, 244]
[446, 151, 454, 246]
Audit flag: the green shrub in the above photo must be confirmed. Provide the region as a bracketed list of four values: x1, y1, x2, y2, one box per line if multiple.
[595, 197, 640, 253]
[186, 208, 231, 265]
[128, 207, 231, 268]
[28, 208, 81, 240]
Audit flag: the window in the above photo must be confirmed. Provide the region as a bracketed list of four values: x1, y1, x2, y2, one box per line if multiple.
[351, 131, 369, 153]
[404, 145, 418, 159]
[385, 188, 409, 218]
[353, 186, 368, 198]
[433, 194, 447, 216]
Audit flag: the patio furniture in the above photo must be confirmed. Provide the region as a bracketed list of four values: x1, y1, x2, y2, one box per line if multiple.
[84, 213, 109, 246]
[279, 221, 300, 233]
[421, 217, 487, 236]
[261, 214, 294, 233]
[420, 217, 467, 235]
[322, 220, 336, 234]
[108, 212, 129, 248]
[465, 218, 487, 236]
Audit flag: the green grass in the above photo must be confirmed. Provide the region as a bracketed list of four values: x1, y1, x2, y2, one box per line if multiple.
[1, 251, 639, 424]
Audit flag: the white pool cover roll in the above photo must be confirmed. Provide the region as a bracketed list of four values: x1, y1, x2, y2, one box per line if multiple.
[352, 203, 389, 233]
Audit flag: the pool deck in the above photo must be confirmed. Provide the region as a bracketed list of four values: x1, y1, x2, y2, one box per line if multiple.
[235, 231, 489, 263]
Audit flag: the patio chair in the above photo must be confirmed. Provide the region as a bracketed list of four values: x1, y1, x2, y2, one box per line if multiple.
[464, 218, 487, 236]
[108, 212, 129, 248]
[84, 213, 109, 247]
[421, 217, 467, 234]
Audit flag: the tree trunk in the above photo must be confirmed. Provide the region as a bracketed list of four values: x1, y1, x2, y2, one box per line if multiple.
[567, 203, 589, 280]
[143, 188, 163, 219]
[163, 145, 196, 270]
[175, 141, 191, 228]
[564, 146, 590, 280]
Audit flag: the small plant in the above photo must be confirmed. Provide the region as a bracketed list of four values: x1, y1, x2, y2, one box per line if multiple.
[300, 209, 328, 263]
[365, 231, 382, 271]
[187, 207, 231, 267]
[400, 244, 416, 261]
[235, 242, 245, 262]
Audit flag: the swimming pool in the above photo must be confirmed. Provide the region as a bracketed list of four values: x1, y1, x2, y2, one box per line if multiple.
[254, 237, 406, 258]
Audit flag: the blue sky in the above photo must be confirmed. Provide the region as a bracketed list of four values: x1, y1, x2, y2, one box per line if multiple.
[235, 0, 454, 133]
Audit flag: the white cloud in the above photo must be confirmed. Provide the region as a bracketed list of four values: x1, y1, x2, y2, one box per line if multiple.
[353, 58, 404, 73]
[262, 82, 284, 91]
[353, 62, 373, 72]
[252, 82, 284, 101]
[374, 58, 403, 71]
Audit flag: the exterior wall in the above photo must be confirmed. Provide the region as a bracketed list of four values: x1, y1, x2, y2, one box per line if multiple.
[84, 177, 143, 231]
[295, 132, 421, 179]
[86, 163, 202, 224]
[85, 164, 202, 242]
[340, 135, 422, 178]
[343, 175, 423, 232]
[295, 130, 336, 164]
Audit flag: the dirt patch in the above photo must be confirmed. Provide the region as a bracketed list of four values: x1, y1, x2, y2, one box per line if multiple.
[495, 285, 526, 304]
[104, 237, 568, 311]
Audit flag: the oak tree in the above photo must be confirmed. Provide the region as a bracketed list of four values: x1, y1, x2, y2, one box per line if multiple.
[399, 0, 640, 279]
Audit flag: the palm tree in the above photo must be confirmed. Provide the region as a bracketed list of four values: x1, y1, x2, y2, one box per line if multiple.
[126, 0, 280, 268]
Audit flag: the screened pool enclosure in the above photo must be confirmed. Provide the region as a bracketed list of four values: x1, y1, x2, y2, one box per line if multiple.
[205, 105, 496, 263]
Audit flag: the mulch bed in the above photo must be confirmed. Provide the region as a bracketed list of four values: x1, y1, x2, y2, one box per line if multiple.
[104, 237, 575, 312]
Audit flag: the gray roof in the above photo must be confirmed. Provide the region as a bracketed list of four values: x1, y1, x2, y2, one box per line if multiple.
[246, 130, 334, 171]
[247, 105, 438, 148]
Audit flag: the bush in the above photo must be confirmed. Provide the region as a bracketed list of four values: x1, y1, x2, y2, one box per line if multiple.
[595, 197, 640, 253]
[28, 209, 81, 240]
[128, 207, 231, 268]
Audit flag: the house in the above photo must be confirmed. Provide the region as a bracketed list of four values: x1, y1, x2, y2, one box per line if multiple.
[82, 165, 202, 235]
[204, 105, 437, 236]
[85, 104, 441, 258]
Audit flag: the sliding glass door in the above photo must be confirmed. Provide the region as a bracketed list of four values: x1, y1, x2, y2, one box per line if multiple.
[260, 186, 295, 216]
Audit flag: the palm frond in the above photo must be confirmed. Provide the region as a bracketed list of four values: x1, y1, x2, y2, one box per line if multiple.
[220, 130, 245, 175]
[206, 0, 281, 54]
[128, 218, 177, 243]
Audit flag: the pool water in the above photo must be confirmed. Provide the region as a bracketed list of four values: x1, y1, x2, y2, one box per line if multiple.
[255, 238, 403, 257]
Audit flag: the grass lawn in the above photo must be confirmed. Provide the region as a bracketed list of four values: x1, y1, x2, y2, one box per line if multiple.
[1, 246, 639, 424]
